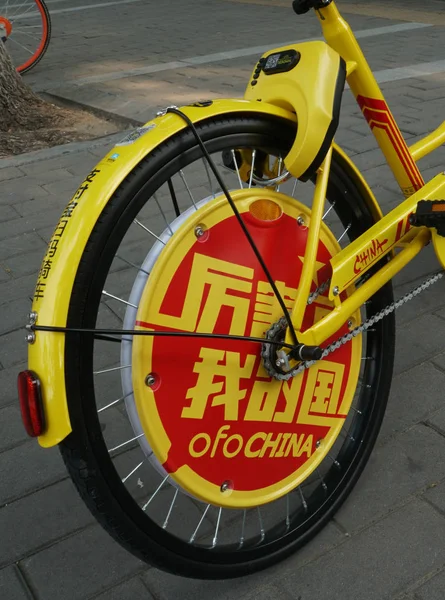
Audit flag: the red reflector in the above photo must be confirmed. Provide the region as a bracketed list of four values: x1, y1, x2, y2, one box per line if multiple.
[17, 370, 45, 437]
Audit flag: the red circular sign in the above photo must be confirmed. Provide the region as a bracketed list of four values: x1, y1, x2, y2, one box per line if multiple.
[133, 195, 359, 506]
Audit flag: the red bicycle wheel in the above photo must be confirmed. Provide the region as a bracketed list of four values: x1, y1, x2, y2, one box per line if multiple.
[0, 0, 51, 74]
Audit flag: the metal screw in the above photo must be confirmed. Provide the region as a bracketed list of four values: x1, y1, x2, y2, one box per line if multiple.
[28, 311, 38, 324]
[145, 374, 156, 387]
[25, 332, 35, 344]
[276, 357, 286, 367]
[333, 286, 340, 296]
[347, 319, 354, 329]
[297, 216, 305, 226]
[220, 481, 230, 492]
[194, 225, 205, 238]
[316, 439, 323, 448]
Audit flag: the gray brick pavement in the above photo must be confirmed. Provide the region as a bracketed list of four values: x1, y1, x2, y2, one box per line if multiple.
[0, 479, 93, 568]
[2, 0, 445, 598]
[0, 566, 32, 600]
[90, 578, 155, 600]
[21, 526, 146, 600]
[280, 500, 445, 600]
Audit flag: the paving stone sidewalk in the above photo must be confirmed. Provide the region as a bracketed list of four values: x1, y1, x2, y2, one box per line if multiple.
[2, 0, 445, 598]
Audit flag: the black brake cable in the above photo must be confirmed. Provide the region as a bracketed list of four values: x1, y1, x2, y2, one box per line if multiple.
[166, 107, 298, 345]
[32, 325, 295, 349]
[32, 109, 299, 349]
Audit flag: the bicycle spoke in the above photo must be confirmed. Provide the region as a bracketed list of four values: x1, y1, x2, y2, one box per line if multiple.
[337, 223, 352, 243]
[327, 454, 341, 468]
[248, 149, 256, 189]
[17, 4, 42, 17]
[122, 461, 144, 483]
[109, 433, 145, 454]
[298, 487, 308, 512]
[10, 26, 40, 41]
[179, 170, 198, 210]
[316, 468, 328, 491]
[276, 156, 283, 192]
[189, 504, 211, 543]
[211, 507, 223, 548]
[162, 488, 179, 530]
[9, 1, 38, 19]
[142, 475, 169, 511]
[239, 509, 247, 548]
[7, 35, 33, 54]
[203, 158, 216, 198]
[93, 334, 122, 344]
[231, 149, 244, 188]
[115, 254, 150, 275]
[94, 364, 131, 375]
[7, 1, 31, 18]
[133, 218, 166, 244]
[153, 193, 174, 235]
[102, 290, 137, 308]
[338, 429, 355, 442]
[97, 393, 130, 413]
[257, 507, 265, 543]
[322, 201, 336, 221]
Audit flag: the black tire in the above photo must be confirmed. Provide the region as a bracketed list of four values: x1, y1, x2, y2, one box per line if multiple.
[60, 114, 395, 579]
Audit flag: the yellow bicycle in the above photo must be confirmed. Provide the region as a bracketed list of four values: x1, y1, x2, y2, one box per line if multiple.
[18, 0, 445, 579]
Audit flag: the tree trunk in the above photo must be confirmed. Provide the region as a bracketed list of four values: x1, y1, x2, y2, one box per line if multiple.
[0, 40, 47, 132]
[0, 40, 107, 157]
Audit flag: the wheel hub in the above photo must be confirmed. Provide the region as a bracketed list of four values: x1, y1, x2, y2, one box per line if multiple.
[124, 189, 362, 508]
[0, 17, 12, 40]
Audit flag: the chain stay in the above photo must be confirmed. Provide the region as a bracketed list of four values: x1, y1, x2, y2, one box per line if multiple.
[263, 271, 444, 381]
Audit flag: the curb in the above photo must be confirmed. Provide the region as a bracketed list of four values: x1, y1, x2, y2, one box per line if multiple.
[40, 92, 144, 130]
[0, 94, 145, 170]
[0, 131, 129, 169]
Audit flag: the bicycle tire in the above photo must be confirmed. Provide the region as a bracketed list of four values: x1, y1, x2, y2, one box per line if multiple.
[60, 114, 395, 578]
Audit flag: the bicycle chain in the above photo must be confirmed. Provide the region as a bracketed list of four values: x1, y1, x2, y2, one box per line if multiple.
[262, 270, 445, 381]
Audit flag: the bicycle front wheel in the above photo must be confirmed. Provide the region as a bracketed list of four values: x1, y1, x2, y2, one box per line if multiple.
[0, 0, 51, 73]
[60, 114, 395, 578]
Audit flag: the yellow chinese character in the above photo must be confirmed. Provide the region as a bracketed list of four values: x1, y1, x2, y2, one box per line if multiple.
[297, 361, 345, 426]
[250, 280, 296, 337]
[182, 348, 256, 420]
[148, 254, 253, 335]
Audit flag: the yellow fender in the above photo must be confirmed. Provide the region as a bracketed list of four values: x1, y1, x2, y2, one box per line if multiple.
[29, 53, 382, 449]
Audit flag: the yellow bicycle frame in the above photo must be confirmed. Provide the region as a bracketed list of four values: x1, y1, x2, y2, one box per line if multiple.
[29, 0, 445, 447]
[283, 0, 445, 347]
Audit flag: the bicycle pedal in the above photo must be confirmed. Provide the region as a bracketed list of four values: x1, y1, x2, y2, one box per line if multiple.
[410, 201, 445, 237]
